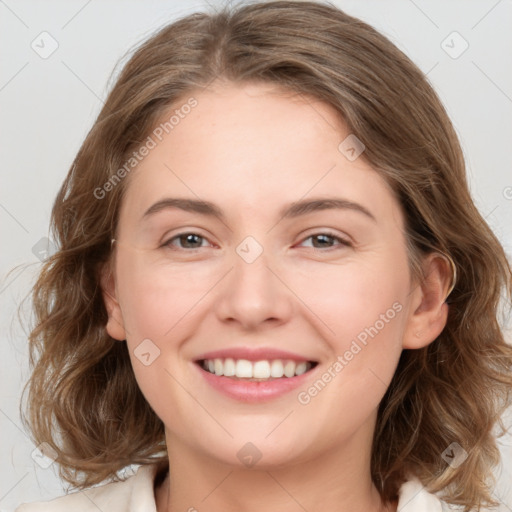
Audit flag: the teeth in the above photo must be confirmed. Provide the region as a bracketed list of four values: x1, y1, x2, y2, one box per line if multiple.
[283, 360, 296, 378]
[295, 362, 308, 375]
[235, 359, 253, 378]
[214, 358, 223, 376]
[270, 360, 284, 378]
[223, 358, 236, 377]
[253, 360, 270, 379]
[201, 358, 313, 379]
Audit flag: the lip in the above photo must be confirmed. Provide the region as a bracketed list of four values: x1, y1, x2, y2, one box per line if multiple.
[193, 358, 319, 403]
[194, 347, 316, 363]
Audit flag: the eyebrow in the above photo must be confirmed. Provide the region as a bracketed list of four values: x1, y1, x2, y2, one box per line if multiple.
[142, 197, 377, 223]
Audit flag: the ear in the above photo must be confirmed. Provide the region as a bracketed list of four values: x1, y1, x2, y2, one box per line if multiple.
[402, 252, 453, 349]
[99, 262, 127, 341]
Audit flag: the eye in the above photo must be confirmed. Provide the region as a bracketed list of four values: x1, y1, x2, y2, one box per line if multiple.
[161, 231, 351, 252]
[163, 232, 211, 250]
[298, 232, 351, 250]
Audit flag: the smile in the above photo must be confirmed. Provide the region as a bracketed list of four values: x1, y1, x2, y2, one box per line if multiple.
[198, 358, 317, 380]
[194, 356, 319, 402]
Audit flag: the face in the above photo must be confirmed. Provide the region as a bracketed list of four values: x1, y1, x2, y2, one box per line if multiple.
[103, 81, 435, 469]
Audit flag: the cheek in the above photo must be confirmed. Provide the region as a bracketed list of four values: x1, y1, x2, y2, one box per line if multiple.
[295, 273, 405, 435]
[115, 249, 221, 340]
[295, 255, 407, 341]
[296, 254, 408, 396]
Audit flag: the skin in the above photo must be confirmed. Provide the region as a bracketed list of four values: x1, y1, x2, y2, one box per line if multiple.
[101, 81, 452, 512]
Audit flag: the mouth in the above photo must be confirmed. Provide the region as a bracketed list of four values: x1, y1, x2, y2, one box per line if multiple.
[195, 358, 319, 382]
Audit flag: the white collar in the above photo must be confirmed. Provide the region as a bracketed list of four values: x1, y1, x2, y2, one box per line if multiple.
[16, 464, 447, 512]
[397, 477, 446, 511]
[130, 465, 446, 512]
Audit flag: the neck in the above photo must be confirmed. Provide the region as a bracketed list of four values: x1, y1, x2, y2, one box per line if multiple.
[155, 424, 396, 512]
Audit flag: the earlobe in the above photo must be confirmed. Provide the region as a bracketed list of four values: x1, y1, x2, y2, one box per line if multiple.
[402, 252, 454, 350]
[100, 264, 127, 341]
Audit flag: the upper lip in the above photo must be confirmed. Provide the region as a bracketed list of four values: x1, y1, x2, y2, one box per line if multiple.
[194, 347, 317, 363]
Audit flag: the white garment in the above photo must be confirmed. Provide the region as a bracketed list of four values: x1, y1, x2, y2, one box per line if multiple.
[16, 464, 449, 511]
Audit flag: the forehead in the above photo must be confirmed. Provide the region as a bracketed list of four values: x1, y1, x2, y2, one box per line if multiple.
[119, 81, 402, 228]
[162, 81, 347, 167]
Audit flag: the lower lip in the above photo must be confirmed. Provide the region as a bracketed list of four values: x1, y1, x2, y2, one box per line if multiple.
[194, 363, 317, 403]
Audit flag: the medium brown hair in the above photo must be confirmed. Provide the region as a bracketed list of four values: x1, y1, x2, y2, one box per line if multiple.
[21, 1, 512, 510]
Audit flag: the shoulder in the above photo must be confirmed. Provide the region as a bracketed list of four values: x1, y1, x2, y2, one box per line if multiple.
[16, 468, 454, 512]
[397, 477, 454, 511]
[15, 465, 159, 512]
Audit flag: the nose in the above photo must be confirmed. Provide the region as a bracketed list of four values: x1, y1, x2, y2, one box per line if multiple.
[214, 240, 294, 330]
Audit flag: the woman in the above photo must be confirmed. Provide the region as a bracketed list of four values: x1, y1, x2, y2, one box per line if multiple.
[17, 1, 512, 511]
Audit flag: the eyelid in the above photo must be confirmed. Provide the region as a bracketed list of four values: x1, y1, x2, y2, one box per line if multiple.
[296, 230, 352, 249]
[162, 229, 352, 251]
[161, 230, 215, 250]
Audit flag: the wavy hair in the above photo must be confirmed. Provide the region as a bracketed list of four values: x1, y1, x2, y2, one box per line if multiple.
[21, 1, 512, 510]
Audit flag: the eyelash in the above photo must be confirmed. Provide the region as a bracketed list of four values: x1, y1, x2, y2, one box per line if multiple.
[162, 231, 352, 252]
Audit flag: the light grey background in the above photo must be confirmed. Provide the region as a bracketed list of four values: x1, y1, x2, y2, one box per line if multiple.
[1, 0, 511, 510]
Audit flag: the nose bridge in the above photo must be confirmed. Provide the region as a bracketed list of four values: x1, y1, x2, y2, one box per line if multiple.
[215, 234, 292, 328]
